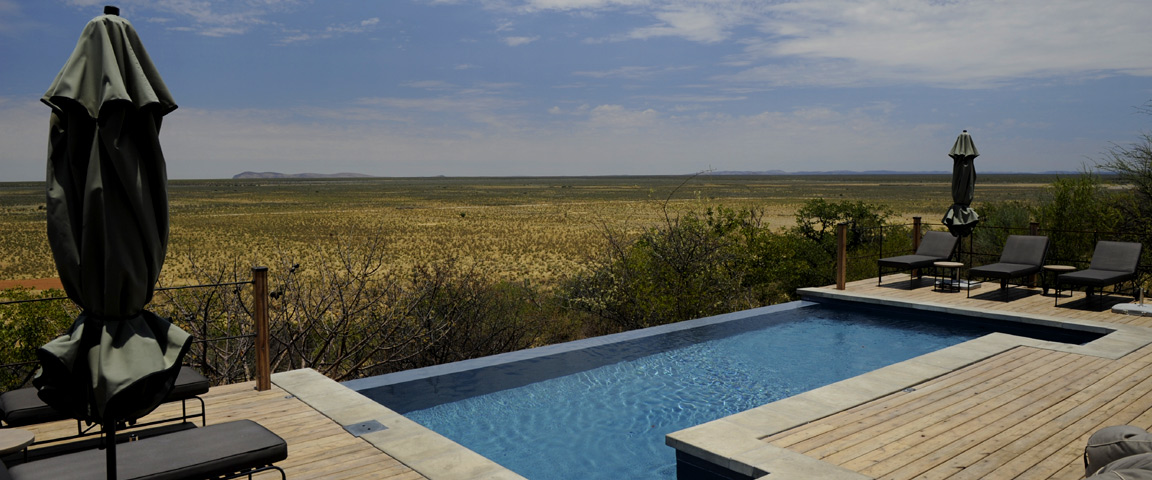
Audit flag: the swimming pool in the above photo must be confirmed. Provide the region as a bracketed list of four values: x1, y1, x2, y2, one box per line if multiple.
[350, 300, 1101, 480]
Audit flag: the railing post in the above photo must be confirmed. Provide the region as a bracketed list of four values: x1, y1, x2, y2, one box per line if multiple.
[252, 266, 271, 391]
[912, 217, 922, 251]
[911, 217, 922, 277]
[1029, 222, 1041, 286]
[836, 223, 848, 290]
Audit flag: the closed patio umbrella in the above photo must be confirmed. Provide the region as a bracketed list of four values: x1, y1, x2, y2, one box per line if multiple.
[34, 6, 191, 479]
[941, 130, 980, 237]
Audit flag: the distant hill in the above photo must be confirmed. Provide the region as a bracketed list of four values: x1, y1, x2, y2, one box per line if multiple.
[232, 171, 374, 179]
[709, 170, 1079, 175]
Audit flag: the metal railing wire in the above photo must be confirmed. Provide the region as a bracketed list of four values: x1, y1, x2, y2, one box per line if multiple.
[0, 267, 271, 391]
[835, 219, 1152, 290]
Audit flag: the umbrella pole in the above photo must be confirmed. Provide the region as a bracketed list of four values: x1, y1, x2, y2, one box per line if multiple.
[105, 420, 117, 480]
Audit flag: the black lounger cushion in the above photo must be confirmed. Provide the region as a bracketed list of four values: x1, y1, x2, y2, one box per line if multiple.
[1059, 241, 1143, 288]
[877, 231, 959, 269]
[0, 389, 58, 429]
[1061, 269, 1139, 288]
[4, 420, 286, 480]
[167, 367, 210, 400]
[1, 366, 208, 427]
[969, 235, 1049, 279]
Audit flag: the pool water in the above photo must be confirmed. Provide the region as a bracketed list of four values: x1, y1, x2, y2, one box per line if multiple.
[370, 302, 1098, 479]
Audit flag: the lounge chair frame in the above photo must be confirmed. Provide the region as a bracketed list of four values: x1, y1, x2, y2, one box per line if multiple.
[1, 419, 287, 480]
[966, 235, 1050, 298]
[0, 367, 209, 448]
[877, 230, 960, 288]
[1054, 240, 1144, 308]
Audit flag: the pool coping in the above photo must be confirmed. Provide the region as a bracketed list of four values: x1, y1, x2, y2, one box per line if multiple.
[662, 286, 1152, 479]
[273, 368, 529, 480]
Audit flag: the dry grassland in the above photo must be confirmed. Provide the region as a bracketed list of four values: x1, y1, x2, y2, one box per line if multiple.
[0, 174, 1060, 288]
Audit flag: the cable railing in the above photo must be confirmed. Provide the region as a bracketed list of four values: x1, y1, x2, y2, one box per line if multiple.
[834, 217, 1151, 289]
[0, 267, 271, 392]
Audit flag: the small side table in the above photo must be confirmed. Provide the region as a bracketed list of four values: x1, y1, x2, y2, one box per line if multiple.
[1042, 264, 1076, 295]
[933, 261, 964, 292]
[0, 428, 35, 456]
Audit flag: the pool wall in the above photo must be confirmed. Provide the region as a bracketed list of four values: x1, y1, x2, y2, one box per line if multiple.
[664, 287, 1152, 480]
[345, 300, 824, 413]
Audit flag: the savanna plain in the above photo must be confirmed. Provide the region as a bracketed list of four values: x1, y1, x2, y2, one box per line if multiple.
[0, 174, 1058, 287]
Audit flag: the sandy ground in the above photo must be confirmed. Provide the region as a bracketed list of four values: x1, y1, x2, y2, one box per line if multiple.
[0, 278, 63, 290]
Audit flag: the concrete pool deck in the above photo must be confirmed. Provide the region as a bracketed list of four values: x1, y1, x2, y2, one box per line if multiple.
[273, 369, 526, 480]
[266, 276, 1152, 479]
[668, 278, 1152, 479]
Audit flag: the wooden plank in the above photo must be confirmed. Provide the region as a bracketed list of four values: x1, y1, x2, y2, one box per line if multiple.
[17, 382, 425, 480]
[831, 350, 1098, 472]
[763, 278, 1152, 480]
[788, 348, 1057, 459]
[853, 353, 1113, 478]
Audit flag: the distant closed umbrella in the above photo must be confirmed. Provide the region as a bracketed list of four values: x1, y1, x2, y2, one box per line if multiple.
[35, 7, 191, 479]
[941, 130, 980, 236]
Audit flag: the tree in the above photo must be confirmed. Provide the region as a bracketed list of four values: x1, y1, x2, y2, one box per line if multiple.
[566, 206, 763, 332]
[1096, 101, 1152, 247]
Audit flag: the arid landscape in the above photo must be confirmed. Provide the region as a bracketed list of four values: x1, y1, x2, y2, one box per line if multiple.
[0, 174, 1060, 288]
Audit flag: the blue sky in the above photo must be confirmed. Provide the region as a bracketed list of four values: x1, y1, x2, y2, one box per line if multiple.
[1, 0, 1150, 180]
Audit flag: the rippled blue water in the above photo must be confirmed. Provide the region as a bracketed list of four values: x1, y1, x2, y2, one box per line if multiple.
[402, 304, 997, 479]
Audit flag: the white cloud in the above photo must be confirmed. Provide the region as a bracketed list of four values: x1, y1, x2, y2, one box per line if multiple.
[520, 0, 649, 12]
[504, 0, 1152, 87]
[622, 6, 731, 43]
[573, 65, 693, 79]
[502, 35, 539, 46]
[586, 104, 660, 129]
[739, 0, 1152, 87]
[0, 0, 42, 35]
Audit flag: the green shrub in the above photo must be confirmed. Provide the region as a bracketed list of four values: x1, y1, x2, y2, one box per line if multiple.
[0, 288, 76, 389]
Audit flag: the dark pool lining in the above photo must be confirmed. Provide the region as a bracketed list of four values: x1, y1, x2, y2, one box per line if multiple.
[346, 299, 1106, 414]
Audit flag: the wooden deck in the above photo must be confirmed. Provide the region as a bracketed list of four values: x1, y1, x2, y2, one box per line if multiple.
[16, 276, 1152, 480]
[17, 382, 426, 479]
[763, 278, 1152, 479]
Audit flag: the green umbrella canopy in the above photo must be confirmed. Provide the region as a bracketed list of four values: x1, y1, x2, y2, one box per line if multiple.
[35, 10, 190, 426]
[942, 130, 980, 237]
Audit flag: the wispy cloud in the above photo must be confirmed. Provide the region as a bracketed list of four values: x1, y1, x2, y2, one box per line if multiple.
[502, 35, 539, 46]
[502, 0, 1152, 87]
[0, 0, 39, 36]
[573, 65, 693, 79]
[278, 16, 381, 44]
[519, 0, 649, 12]
[65, 0, 385, 42]
[734, 0, 1152, 87]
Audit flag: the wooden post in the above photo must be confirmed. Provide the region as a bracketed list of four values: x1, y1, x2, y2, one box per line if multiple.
[911, 217, 923, 278]
[252, 266, 271, 391]
[912, 217, 922, 251]
[836, 223, 848, 290]
[1029, 222, 1041, 286]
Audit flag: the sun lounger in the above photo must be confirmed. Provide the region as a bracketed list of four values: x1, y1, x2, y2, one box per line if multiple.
[877, 231, 959, 288]
[1055, 241, 1143, 307]
[0, 419, 286, 480]
[966, 235, 1049, 298]
[0, 367, 209, 442]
